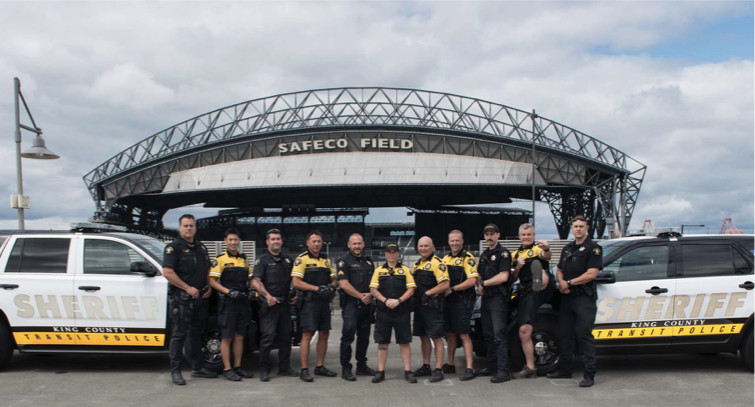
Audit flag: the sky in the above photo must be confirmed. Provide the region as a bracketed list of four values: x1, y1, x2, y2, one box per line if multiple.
[0, 1, 752, 239]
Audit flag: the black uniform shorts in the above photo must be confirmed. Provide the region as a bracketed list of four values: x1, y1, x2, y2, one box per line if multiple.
[218, 300, 251, 339]
[413, 306, 445, 338]
[374, 311, 412, 344]
[444, 301, 472, 335]
[300, 299, 332, 332]
[517, 279, 556, 327]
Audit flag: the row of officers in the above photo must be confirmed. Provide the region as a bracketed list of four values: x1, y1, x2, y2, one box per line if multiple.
[163, 215, 601, 387]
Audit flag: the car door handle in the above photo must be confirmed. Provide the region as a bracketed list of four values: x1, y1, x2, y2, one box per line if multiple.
[645, 286, 668, 295]
[78, 286, 101, 292]
[738, 281, 754, 290]
[0, 284, 19, 290]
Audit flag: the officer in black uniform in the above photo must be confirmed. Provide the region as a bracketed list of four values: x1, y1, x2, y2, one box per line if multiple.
[162, 214, 217, 385]
[369, 243, 417, 384]
[207, 228, 254, 382]
[252, 228, 299, 382]
[547, 215, 602, 387]
[337, 233, 377, 381]
[475, 223, 512, 383]
[291, 230, 337, 382]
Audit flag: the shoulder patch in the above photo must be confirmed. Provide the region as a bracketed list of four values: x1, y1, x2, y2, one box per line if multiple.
[468, 258, 475, 266]
[397, 269, 404, 275]
[294, 258, 302, 266]
[593, 247, 601, 255]
[338, 260, 345, 268]
[254, 258, 260, 265]
[455, 259, 462, 265]
[211, 259, 218, 267]
[502, 252, 509, 258]
[165, 246, 173, 254]
[424, 263, 431, 270]
[438, 263, 446, 271]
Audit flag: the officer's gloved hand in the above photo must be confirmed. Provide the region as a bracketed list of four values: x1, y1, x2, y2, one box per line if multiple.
[227, 289, 243, 300]
[421, 293, 431, 306]
[317, 285, 335, 300]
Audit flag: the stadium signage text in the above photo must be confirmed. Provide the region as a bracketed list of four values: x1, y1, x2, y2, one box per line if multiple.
[278, 137, 413, 154]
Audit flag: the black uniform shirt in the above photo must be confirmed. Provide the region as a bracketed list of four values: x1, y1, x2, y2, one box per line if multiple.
[336, 252, 375, 294]
[477, 243, 511, 297]
[557, 238, 602, 281]
[253, 250, 293, 298]
[163, 238, 211, 290]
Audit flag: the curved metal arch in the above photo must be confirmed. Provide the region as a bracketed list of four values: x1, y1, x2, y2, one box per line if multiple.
[84, 87, 645, 191]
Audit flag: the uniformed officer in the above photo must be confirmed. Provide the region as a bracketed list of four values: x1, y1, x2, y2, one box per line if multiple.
[207, 228, 254, 381]
[291, 230, 338, 382]
[510, 223, 555, 379]
[412, 236, 450, 383]
[547, 215, 602, 387]
[162, 214, 217, 385]
[252, 228, 299, 382]
[369, 243, 417, 384]
[337, 233, 377, 381]
[475, 223, 512, 383]
[441, 230, 478, 381]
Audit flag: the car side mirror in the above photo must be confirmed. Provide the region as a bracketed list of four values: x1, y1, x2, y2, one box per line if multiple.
[131, 261, 158, 277]
[595, 272, 616, 284]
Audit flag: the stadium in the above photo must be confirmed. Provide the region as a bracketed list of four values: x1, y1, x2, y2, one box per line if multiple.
[83, 87, 645, 251]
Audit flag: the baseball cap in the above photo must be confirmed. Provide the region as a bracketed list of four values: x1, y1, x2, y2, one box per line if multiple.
[384, 243, 399, 252]
[483, 223, 500, 233]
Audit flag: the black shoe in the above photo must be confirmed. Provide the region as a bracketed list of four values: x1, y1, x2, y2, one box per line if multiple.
[234, 367, 254, 378]
[579, 376, 595, 387]
[473, 367, 494, 376]
[260, 369, 271, 382]
[342, 368, 356, 381]
[490, 371, 510, 383]
[404, 370, 417, 383]
[223, 369, 242, 382]
[300, 368, 313, 382]
[171, 371, 186, 385]
[372, 371, 385, 383]
[414, 364, 432, 377]
[191, 367, 218, 378]
[356, 364, 377, 376]
[277, 369, 299, 377]
[531, 258, 543, 292]
[314, 365, 337, 377]
[460, 368, 475, 381]
[429, 368, 444, 383]
[547, 371, 572, 379]
[442, 363, 456, 374]
[512, 366, 538, 379]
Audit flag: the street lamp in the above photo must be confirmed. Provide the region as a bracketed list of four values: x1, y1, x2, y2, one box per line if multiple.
[13, 77, 59, 230]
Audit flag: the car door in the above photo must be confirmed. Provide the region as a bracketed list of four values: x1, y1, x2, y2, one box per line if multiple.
[594, 241, 675, 351]
[72, 236, 168, 349]
[0, 236, 77, 346]
[672, 240, 754, 350]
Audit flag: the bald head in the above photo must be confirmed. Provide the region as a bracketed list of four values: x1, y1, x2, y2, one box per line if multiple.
[417, 236, 434, 259]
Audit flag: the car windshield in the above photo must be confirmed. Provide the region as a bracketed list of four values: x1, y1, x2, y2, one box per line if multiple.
[598, 240, 632, 261]
[127, 235, 167, 264]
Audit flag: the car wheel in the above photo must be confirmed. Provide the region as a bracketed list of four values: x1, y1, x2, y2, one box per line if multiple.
[741, 327, 753, 371]
[0, 321, 15, 370]
[508, 314, 560, 375]
[183, 333, 223, 373]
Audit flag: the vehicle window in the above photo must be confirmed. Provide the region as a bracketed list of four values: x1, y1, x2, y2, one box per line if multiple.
[128, 235, 167, 263]
[602, 245, 669, 282]
[84, 239, 147, 275]
[733, 249, 752, 275]
[681, 244, 739, 277]
[598, 240, 632, 260]
[4, 238, 70, 273]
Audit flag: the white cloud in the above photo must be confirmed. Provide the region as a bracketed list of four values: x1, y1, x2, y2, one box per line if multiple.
[87, 63, 175, 109]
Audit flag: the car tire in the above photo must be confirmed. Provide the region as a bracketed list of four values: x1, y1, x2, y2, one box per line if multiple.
[507, 314, 560, 375]
[0, 321, 14, 370]
[741, 327, 753, 371]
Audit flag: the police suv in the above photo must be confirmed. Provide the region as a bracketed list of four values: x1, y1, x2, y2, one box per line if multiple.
[475, 233, 754, 372]
[0, 227, 174, 369]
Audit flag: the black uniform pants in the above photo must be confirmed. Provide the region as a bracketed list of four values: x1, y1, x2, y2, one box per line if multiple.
[557, 294, 597, 377]
[340, 299, 372, 369]
[258, 302, 293, 372]
[168, 293, 208, 372]
[481, 294, 510, 374]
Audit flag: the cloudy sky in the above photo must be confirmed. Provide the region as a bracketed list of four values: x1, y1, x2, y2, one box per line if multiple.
[0, 1, 752, 238]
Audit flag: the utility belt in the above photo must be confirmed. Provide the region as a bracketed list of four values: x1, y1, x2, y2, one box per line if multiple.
[375, 299, 408, 314]
[569, 282, 598, 301]
[338, 289, 372, 309]
[482, 283, 511, 302]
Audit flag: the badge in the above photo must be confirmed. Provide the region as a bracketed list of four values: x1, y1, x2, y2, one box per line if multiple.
[491, 255, 496, 261]
[211, 259, 218, 267]
[294, 258, 302, 266]
[285, 258, 291, 264]
[593, 247, 601, 255]
[397, 269, 404, 275]
[338, 260, 345, 268]
[579, 247, 585, 252]
[438, 264, 446, 272]
[424, 263, 431, 270]
[468, 259, 475, 266]
[528, 250, 534, 257]
[254, 259, 260, 265]
[165, 246, 173, 254]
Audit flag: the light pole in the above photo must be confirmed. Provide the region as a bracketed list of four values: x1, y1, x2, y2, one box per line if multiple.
[13, 77, 59, 230]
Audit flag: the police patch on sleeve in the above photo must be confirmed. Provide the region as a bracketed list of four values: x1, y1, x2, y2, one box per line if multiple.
[593, 247, 601, 255]
[338, 260, 345, 268]
[165, 246, 173, 254]
[468, 258, 475, 266]
[211, 259, 218, 267]
[438, 264, 446, 272]
[254, 258, 260, 265]
[294, 258, 302, 266]
[455, 259, 462, 265]
[424, 263, 431, 270]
